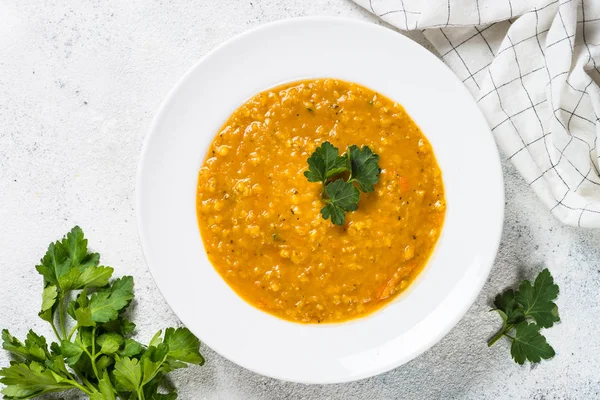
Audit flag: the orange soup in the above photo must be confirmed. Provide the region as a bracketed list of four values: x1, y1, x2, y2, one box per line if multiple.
[196, 78, 445, 323]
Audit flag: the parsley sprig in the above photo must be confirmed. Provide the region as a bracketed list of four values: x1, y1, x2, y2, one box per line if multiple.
[0, 227, 204, 399]
[304, 142, 381, 226]
[488, 268, 559, 364]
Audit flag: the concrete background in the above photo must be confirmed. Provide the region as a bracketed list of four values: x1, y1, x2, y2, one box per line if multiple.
[1, 0, 599, 398]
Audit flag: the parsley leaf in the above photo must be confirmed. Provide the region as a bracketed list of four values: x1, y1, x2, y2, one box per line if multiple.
[488, 268, 558, 364]
[321, 180, 360, 226]
[35, 226, 100, 290]
[114, 356, 142, 392]
[493, 289, 525, 326]
[76, 276, 134, 325]
[0, 361, 73, 399]
[97, 332, 124, 355]
[304, 141, 348, 183]
[163, 327, 205, 365]
[40, 286, 58, 316]
[2, 330, 50, 363]
[119, 338, 145, 358]
[347, 145, 381, 192]
[60, 340, 84, 366]
[510, 322, 556, 364]
[94, 372, 116, 400]
[514, 268, 560, 328]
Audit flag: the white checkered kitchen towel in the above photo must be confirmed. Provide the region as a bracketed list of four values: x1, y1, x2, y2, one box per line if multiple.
[353, 0, 600, 227]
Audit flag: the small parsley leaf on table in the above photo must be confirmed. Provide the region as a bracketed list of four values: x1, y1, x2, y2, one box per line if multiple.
[510, 322, 556, 364]
[514, 268, 560, 328]
[488, 268, 559, 364]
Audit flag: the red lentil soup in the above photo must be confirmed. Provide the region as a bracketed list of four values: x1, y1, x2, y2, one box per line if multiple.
[196, 78, 445, 323]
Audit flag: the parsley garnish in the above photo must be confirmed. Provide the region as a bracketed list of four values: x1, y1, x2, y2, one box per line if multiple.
[0, 227, 204, 399]
[304, 142, 380, 225]
[488, 268, 559, 364]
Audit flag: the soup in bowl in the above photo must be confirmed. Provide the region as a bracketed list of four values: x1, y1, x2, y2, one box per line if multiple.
[196, 78, 446, 324]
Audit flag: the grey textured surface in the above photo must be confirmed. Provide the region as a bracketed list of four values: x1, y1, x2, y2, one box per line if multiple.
[1, 0, 599, 399]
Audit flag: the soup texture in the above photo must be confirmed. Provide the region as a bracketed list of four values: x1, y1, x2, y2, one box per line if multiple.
[196, 78, 445, 323]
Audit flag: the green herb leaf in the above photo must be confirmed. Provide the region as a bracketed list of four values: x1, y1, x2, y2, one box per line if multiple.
[321, 180, 360, 226]
[46, 352, 70, 377]
[493, 289, 525, 326]
[74, 308, 95, 327]
[0, 361, 72, 399]
[141, 343, 170, 386]
[1, 330, 50, 363]
[61, 225, 99, 270]
[120, 318, 136, 336]
[320, 204, 345, 226]
[96, 355, 115, 374]
[163, 327, 204, 365]
[347, 145, 381, 192]
[510, 323, 556, 364]
[97, 333, 124, 355]
[114, 356, 142, 393]
[304, 142, 348, 183]
[143, 375, 178, 400]
[40, 285, 58, 314]
[35, 243, 68, 287]
[100, 316, 136, 337]
[61, 265, 114, 291]
[119, 339, 145, 358]
[149, 330, 163, 348]
[35, 226, 100, 289]
[514, 268, 560, 328]
[97, 372, 116, 400]
[60, 340, 84, 366]
[79, 276, 134, 324]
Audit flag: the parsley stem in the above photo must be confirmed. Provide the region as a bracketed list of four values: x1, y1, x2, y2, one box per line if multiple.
[67, 324, 78, 341]
[91, 327, 100, 377]
[137, 388, 146, 400]
[91, 327, 96, 356]
[49, 319, 61, 341]
[68, 379, 93, 396]
[80, 327, 101, 381]
[488, 324, 514, 347]
[77, 370, 96, 392]
[58, 293, 67, 339]
[72, 366, 96, 392]
[82, 346, 101, 381]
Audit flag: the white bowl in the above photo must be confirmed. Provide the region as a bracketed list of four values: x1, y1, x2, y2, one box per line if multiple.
[137, 17, 504, 384]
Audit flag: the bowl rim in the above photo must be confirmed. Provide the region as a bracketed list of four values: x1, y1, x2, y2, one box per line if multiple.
[136, 15, 505, 384]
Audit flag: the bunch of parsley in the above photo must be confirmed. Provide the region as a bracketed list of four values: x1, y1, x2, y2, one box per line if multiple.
[488, 268, 559, 364]
[304, 141, 381, 225]
[0, 227, 204, 399]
